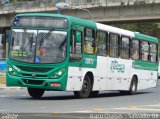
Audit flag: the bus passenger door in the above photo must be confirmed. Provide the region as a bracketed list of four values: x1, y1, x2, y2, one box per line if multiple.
[67, 26, 83, 91]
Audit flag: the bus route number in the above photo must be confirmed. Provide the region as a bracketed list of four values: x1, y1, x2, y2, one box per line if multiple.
[85, 58, 94, 65]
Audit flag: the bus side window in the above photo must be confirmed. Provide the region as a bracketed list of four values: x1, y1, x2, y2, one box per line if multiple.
[109, 33, 119, 58]
[75, 31, 82, 54]
[150, 43, 157, 62]
[131, 39, 139, 60]
[141, 41, 149, 61]
[96, 30, 107, 56]
[70, 30, 75, 53]
[70, 30, 82, 53]
[84, 28, 95, 54]
[121, 36, 130, 59]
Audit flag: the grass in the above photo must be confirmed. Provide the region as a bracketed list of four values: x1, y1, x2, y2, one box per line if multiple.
[0, 77, 6, 84]
[0, 71, 6, 84]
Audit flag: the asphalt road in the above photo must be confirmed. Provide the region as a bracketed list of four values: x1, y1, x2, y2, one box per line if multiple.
[1, 87, 160, 118]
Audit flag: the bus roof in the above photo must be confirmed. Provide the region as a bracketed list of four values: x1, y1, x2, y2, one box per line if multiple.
[15, 13, 158, 43]
[96, 23, 158, 43]
[134, 32, 158, 43]
[96, 23, 135, 37]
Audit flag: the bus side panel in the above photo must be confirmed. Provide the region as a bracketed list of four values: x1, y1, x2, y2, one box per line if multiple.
[66, 66, 99, 91]
[67, 56, 109, 91]
[130, 69, 149, 90]
[92, 56, 108, 91]
[149, 62, 158, 88]
[131, 61, 158, 90]
[107, 57, 132, 91]
[66, 66, 83, 91]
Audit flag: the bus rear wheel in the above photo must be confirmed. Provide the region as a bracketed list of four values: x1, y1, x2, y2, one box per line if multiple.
[128, 77, 137, 95]
[90, 91, 99, 97]
[74, 75, 92, 98]
[27, 87, 45, 99]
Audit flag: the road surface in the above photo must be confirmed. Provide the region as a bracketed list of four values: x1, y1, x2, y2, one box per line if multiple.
[0, 87, 160, 118]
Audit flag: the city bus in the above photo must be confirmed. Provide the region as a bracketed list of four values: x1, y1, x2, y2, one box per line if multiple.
[6, 13, 159, 98]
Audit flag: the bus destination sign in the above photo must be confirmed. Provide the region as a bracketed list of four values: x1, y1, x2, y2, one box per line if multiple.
[13, 16, 68, 29]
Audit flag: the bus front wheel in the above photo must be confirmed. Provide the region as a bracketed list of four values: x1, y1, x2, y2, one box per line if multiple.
[74, 75, 92, 98]
[27, 87, 45, 99]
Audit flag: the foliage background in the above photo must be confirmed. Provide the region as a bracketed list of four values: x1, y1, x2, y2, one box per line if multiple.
[113, 23, 159, 37]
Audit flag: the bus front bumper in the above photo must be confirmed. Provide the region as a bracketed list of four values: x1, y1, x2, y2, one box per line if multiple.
[6, 73, 67, 91]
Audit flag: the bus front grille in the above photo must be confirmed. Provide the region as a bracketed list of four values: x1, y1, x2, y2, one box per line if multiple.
[21, 73, 47, 78]
[23, 79, 44, 85]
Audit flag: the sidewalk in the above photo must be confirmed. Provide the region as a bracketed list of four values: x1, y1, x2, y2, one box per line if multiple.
[0, 83, 6, 89]
[0, 84, 24, 90]
[0, 74, 24, 90]
[0, 71, 7, 90]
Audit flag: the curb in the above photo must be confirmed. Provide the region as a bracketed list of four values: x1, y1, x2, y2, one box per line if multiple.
[0, 84, 6, 89]
[0, 84, 24, 90]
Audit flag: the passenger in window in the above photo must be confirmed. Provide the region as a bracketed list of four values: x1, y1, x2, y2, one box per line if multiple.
[40, 47, 46, 56]
[151, 55, 156, 62]
[131, 50, 139, 60]
[86, 41, 93, 54]
[142, 52, 148, 61]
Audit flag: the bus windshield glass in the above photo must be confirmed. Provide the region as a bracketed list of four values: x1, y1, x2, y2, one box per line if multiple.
[10, 29, 67, 64]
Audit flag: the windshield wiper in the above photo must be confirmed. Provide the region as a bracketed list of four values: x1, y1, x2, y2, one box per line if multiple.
[38, 30, 52, 47]
[40, 30, 52, 40]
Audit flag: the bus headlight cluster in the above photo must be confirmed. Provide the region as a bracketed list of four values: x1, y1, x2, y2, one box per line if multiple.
[53, 68, 65, 79]
[9, 67, 13, 72]
[8, 66, 17, 76]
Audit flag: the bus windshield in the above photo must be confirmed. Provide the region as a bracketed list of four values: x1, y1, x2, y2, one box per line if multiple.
[10, 29, 67, 64]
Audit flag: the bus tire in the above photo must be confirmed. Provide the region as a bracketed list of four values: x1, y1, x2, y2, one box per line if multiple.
[27, 87, 45, 99]
[74, 75, 92, 98]
[90, 91, 99, 97]
[119, 91, 128, 95]
[128, 77, 137, 95]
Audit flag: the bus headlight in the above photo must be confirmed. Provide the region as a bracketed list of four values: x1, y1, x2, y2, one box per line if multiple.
[9, 67, 13, 72]
[53, 68, 65, 79]
[8, 66, 17, 76]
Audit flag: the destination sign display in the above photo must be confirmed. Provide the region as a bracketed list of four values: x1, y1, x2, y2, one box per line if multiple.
[13, 16, 68, 28]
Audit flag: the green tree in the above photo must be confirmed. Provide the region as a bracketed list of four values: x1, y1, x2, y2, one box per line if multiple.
[113, 23, 158, 34]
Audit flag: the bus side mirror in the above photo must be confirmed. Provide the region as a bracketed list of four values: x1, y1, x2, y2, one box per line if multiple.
[7, 30, 11, 42]
[0, 34, 5, 44]
[75, 32, 81, 43]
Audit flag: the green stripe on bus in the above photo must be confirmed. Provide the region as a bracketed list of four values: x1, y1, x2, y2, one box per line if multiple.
[69, 54, 97, 68]
[133, 60, 158, 71]
[134, 32, 158, 43]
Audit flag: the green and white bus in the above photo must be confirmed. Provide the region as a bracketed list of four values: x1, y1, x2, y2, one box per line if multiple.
[6, 13, 159, 98]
